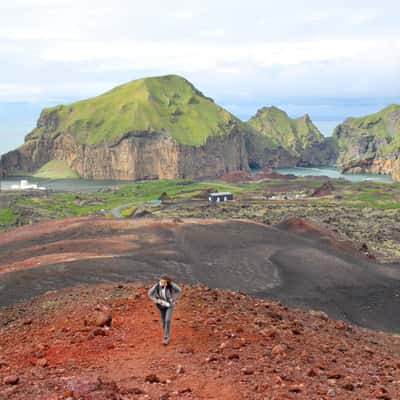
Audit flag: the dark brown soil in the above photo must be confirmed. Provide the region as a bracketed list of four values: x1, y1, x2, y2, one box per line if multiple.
[1, 217, 400, 333]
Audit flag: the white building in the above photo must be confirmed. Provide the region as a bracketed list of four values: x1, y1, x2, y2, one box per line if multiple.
[208, 192, 233, 202]
[10, 180, 46, 191]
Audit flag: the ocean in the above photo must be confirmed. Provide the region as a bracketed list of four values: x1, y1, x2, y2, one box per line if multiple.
[0, 166, 393, 194]
[274, 166, 393, 183]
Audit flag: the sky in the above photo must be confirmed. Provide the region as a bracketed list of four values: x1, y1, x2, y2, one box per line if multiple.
[0, 0, 400, 153]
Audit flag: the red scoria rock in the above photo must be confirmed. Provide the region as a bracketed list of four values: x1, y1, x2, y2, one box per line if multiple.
[3, 375, 19, 385]
[271, 343, 287, 356]
[94, 311, 112, 327]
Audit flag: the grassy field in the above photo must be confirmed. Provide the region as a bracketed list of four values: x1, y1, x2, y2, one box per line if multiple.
[1, 177, 400, 260]
[8, 179, 257, 220]
[2, 177, 398, 224]
[340, 186, 400, 209]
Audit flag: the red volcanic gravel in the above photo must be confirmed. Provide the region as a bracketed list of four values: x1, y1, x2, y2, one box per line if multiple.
[0, 282, 399, 399]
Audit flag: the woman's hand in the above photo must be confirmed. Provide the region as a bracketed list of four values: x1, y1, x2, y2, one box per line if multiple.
[156, 299, 162, 304]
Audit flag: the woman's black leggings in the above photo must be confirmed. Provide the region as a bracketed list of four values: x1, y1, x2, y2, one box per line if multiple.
[156, 304, 174, 339]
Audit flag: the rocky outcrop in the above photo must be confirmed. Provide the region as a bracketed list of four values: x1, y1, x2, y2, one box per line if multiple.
[298, 137, 338, 166]
[247, 107, 338, 167]
[340, 157, 397, 176]
[244, 135, 298, 169]
[1, 127, 249, 180]
[333, 104, 400, 181]
[392, 158, 400, 181]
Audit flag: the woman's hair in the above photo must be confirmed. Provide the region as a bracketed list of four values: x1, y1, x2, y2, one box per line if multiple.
[160, 274, 172, 284]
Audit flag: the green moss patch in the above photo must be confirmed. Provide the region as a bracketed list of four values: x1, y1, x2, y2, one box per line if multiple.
[34, 160, 80, 179]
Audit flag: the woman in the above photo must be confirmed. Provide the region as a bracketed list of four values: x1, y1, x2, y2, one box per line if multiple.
[148, 275, 182, 345]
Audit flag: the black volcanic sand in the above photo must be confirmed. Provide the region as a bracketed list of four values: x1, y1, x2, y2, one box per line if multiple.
[1, 218, 400, 332]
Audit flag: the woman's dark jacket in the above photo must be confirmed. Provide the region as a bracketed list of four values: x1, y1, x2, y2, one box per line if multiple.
[148, 282, 182, 306]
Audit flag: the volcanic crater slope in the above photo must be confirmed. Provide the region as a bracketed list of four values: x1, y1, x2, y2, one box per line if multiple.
[0, 282, 400, 400]
[1, 217, 400, 333]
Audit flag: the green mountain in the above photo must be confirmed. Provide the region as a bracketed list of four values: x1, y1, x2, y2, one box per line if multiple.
[27, 74, 242, 147]
[248, 106, 337, 166]
[0, 75, 256, 180]
[248, 106, 324, 154]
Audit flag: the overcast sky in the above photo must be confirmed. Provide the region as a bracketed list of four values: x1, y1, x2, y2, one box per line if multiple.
[1, 0, 399, 101]
[0, 0, 399, 152]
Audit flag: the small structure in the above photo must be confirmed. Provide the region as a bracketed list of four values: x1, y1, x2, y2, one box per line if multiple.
[208, 192, 233, 202]
[10, 180, 46, 191]
[147, 199, 162, 205]
[268, 193, 306, 201]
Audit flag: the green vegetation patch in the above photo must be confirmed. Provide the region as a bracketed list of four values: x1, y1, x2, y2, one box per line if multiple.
[34, 160, 81, 179]
[11, 179, 254, 220]
[343, 104, 400, 138]
[341, 186, 400, 209]
[334, 104, 400, 159]
[9, 177, 400, 228]
[0, 208, 17, 226]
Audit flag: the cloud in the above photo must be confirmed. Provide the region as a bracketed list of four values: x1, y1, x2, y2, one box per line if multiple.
[39, 38, 388, 67]
[347, 11, 378, 25]
[0, 84, 42, 101]
[0, 0, 399, 102]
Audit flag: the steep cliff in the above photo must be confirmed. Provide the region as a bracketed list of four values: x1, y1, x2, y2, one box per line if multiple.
[248, 106, 338, 167]
[0, 75, 251, 180]
[333, 104, 400, 180]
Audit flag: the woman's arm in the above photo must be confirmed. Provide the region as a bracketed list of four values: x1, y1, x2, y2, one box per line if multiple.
[147, 283, 159, 303]
[170, 282, 182, 304]
[171, 282, 182, 294]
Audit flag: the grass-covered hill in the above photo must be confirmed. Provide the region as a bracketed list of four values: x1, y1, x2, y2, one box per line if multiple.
[333, 104, 400, 162]
[248, 106, 325, 156]
[26, 74, 245, 146]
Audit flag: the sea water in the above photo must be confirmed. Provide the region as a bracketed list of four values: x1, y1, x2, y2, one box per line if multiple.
[0, 166, 393, 192]
[273, 166, 393, 183]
